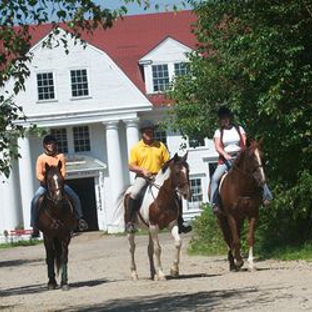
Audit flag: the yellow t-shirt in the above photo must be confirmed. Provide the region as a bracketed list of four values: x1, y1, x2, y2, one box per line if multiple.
[129, 140, 170, 174]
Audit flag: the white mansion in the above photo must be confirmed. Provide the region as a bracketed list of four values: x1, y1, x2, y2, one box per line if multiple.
[0, 10, 219, 239]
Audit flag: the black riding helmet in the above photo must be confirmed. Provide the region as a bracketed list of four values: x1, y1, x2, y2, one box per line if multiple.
[139, 120, 156, 132]
[43, 134, 58, 146]
[217, 106, 233, 119]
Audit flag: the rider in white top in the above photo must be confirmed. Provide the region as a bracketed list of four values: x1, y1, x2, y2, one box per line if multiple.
[210, 106, 272, 214]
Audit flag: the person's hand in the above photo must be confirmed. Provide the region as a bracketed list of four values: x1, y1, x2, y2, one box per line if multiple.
[142, 169, 152, 178]
[223, 153, 232, 160]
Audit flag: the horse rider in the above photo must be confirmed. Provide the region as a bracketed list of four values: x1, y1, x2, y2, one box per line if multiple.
[125, 120, 192, 234]
[210, 106, 273, 214]
[30, 134, 88, 238]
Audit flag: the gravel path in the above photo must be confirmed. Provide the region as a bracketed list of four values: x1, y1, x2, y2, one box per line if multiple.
[1, 231, 312, 311]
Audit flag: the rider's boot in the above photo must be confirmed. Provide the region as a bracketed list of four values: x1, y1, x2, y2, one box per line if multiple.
[31, 226, 40, 239]
[78, 218, 88, 231]
[125, 198, 138, 234]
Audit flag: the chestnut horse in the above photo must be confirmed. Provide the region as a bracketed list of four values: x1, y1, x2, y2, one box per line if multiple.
[37, 161, 77, 290]
[124, 153, 190, 281]
[216, 140, 266, 272]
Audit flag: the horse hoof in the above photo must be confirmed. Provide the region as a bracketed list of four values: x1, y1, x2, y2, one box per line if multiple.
[170, 268, 179, 277]
[235, 261, 244, 271]
[61, 284, 70, 291]
[47, 282, 58, 290]
[248, 265, 257, 272]
[154, 274, 166, 281]
[131, 272, 139, 281]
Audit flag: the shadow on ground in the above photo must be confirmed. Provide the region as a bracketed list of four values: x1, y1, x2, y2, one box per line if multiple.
[61, 286, 290, 312]
[0, 258, 44, 268]
[0, 278, 110, 297]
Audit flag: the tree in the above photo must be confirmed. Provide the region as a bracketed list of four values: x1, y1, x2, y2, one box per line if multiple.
[0, 0, 186, 177]
[170, 0, 312, 245]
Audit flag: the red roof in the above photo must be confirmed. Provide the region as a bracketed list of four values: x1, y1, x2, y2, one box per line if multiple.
[29, 10, 198, 106]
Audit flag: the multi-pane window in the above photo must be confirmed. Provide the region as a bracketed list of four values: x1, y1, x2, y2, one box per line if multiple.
[174, 62, 188, 77]
[154, 129, 167, 146]
[188, 178, 203, 210]
[37, 72, 55, 101]
[50, 128, 68, 153]
[152, 64, 170, 92]
[189, 136, 205, 148]
[70, 69, 89, 97]
[73, 126, 91, 152]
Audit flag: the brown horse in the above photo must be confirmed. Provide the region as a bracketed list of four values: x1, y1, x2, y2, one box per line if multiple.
[37, 161, 77, 290]
[124, 153, 190, 281]
[216, 139, 266, 272]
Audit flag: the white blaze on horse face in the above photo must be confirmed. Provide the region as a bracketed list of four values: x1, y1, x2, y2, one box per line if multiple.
[53, 174, 61, 196]
[254, 148, 266, 183]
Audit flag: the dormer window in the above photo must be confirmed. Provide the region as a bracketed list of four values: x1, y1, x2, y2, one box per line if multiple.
[152, 64, 170, 92]
[70, 69, 89, 97]
[174, 62, 188, 77]
[37, 72, 55, 101]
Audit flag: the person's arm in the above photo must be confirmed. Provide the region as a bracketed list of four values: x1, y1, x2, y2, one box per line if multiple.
[128, 163, 152, 178]
[128, 146, 151, 178]
[214, 137, 232, 160]
[36, 156, 45, 182]
[59, 154, 66, 179]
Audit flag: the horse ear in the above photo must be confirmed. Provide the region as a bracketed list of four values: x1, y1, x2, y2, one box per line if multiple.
[173, 153, 179, 162]
[45, 163, 50, 172]
[182, 151, 188, 161]
[57, 160, 62, 170]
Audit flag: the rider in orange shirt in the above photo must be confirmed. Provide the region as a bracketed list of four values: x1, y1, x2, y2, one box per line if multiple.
[30, 135, 88, 238]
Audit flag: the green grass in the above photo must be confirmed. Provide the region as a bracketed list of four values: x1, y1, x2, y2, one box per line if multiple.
[0, 239, 42, 249]
[263, 243, 312, 261]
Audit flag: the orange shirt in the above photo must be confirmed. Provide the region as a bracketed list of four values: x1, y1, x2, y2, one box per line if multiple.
[36, 153, 66, 182]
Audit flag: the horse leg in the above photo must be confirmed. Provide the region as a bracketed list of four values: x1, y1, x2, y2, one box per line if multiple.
[169, 224, 181, 277]
[148, 233, 156, 280]
[128, 233, 139, 280]
[247, 217, 257, 272]
[60, 238, 70, 290]
[227, 214, 244, 271]
[217, 215, 235, 271]
[150, 225, 166, 281]
[44, 237, 58, 290]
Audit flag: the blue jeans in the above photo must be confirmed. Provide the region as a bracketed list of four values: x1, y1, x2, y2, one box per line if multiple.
[30, 184, 83, 226]
[210, 160, 273, 206]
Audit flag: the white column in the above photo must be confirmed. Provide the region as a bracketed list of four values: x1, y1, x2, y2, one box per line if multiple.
[0, 157, 22, 235]
[104, 121, 125, 233]
[124, 119, 140, 183]
[18, 136, 35, 229]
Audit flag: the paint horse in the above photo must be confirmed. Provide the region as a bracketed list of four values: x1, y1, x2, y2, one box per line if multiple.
[37, 161, 77, 290]
[216, 139, 266, 271]
[124, 153, 190, 281]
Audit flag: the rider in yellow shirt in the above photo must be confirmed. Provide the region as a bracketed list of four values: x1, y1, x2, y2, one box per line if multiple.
[126, 120, 192, 234]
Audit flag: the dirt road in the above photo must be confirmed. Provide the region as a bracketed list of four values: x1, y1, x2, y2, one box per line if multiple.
[1, 232, 312, 311]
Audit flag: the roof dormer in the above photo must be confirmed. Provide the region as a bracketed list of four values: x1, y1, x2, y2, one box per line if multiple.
[139, 36, 193, 94]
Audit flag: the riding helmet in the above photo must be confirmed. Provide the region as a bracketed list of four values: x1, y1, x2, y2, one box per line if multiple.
[43, 134, 58, 146]
[139, 120, 156, 132]
[217, 106, 233, 119]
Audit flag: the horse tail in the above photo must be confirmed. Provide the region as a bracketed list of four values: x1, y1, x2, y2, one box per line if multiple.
[54, 238, 62, 275]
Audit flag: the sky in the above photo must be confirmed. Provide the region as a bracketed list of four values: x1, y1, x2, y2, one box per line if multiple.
[96, 0, 193, 15]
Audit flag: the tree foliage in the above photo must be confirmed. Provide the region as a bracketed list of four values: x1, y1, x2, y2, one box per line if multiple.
[171, 0, 312, 244]
[0, 0, 185, 177]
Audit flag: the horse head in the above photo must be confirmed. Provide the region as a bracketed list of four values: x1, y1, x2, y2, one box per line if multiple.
[236, 138, 266, 186]
[168, 152, 191, 200]
[44, 161, 65, 203]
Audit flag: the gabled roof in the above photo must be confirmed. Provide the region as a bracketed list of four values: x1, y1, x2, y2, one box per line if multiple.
[25, 10, 198, 106]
